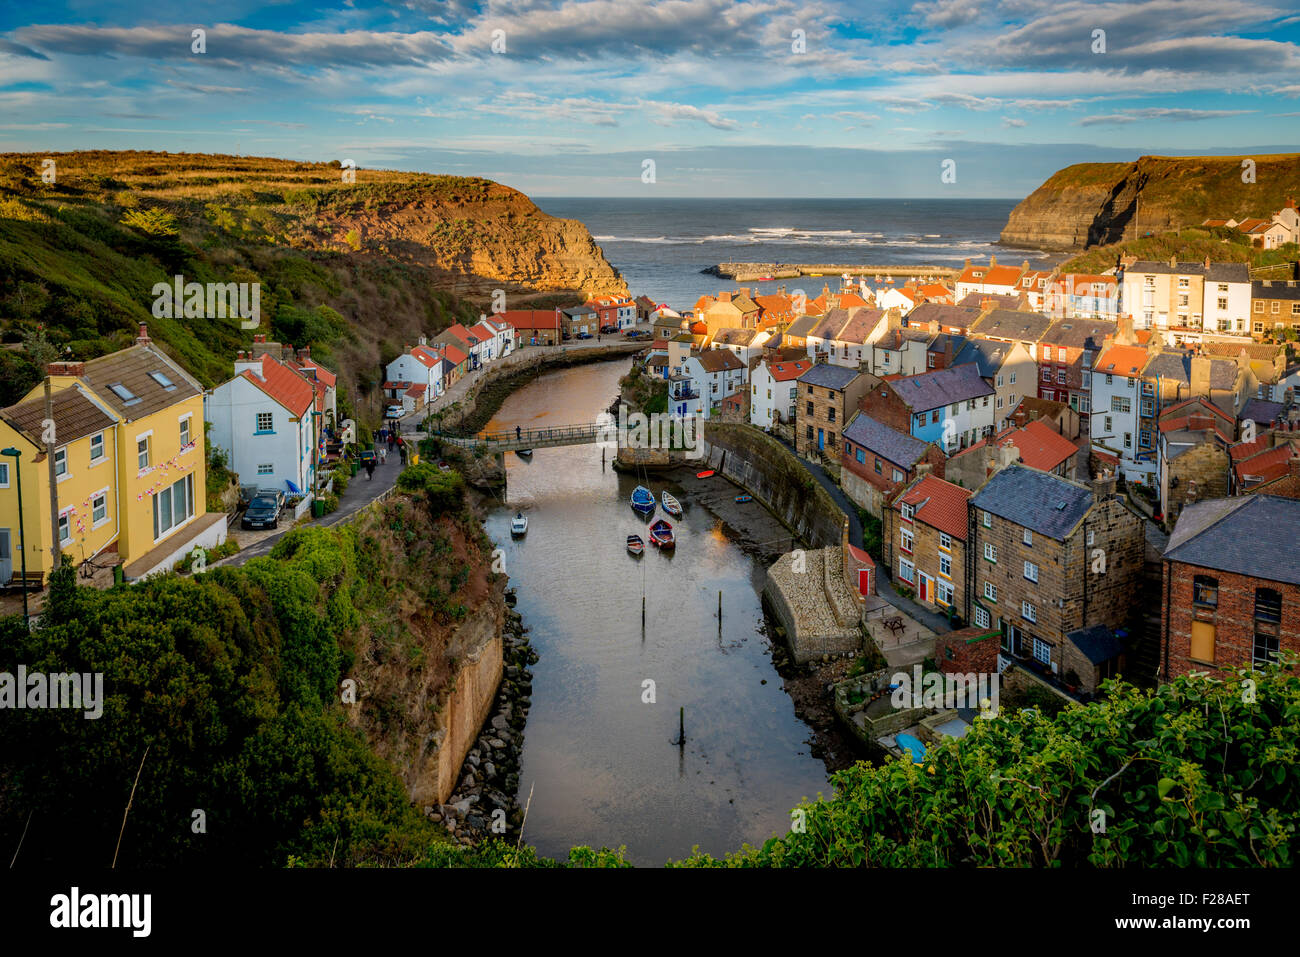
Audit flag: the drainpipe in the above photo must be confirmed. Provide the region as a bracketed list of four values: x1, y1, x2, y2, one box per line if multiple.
[1161, 558, 1171, 683]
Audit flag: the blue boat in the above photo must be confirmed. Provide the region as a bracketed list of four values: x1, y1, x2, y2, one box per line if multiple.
[630, 485, 655, 514]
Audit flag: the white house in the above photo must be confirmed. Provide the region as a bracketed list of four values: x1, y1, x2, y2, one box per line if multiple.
[1089, 342, 1150, 482]
[283, 347, 338, 426]
[709, 327, 770, 368]
[954, 257, 1025, 301]
[750, 357, 812, 429]
[207, 353, 318, 497]
[875, 286, 921, 315]
[684, 350, 746, 419]
[1202, 264, 1253, 334]
[385, 340, 445, 402]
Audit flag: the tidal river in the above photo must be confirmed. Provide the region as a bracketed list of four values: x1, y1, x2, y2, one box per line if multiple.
[482, 359, 829, 865]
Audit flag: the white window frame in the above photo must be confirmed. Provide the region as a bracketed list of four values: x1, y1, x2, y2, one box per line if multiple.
[91, 487, 110, 529]
[984, 582, 997, 602]
[1032, 636, 1051, 665]
[939, 532, 952, 551]
[974, 606, 990, 628]
[984, 542, 997, 562]
[1024, 561, 1039, 583]
[90, 431, 105, 462]
[1023, 529, 1032, 546]
[53, 447, 68, 480]
[1022, 600, 1037, 622]
[899, 558, 915, 584]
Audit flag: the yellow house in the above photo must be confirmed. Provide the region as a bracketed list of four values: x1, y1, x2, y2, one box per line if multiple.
[0, 325, 226, 585]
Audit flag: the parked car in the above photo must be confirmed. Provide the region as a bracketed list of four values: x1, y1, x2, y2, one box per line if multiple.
[600, 324, 618, 334]
[576, 331, 593, 340]
[385, 404, 405, 419]
[242, 491, 285, 530]
[562, 331, 572, 341]
[624, 329, 649, 340]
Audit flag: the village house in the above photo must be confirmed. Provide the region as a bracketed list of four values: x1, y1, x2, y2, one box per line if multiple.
[701, 290, 760, 334]
[749, 357, 811, 430]
[859, 363, 995, 453]
[807, 307, 890, 368]
[905, 302, 980, 336]
[1089, 340, 1153, 483]
[1161, 495, 1300, 680]
[709, 327, 771, 367]
[588, 295, 637, 331]
[882, 474, 971, 615]
[1229, 426, 1300, 495]
[839, 412, 946, 517]
[1156, 397, 1234, 526]
[1013, 267, 1057, 311]
[875, 284, 922, 315]
[1042, 274, 1119, 320]
[281, 346, 338, 424]
[753, 289, 797, 329]
[946, 419, 1080, 488]
[1119, 257, 1251, 336]
[494, 309, 562, 346]
[966, 466, 1145, 694]
[634, 294, 659, 322]
[1139, 348, 1254, 453]
[924, 333, 967, 372]
[0, 327, 221, 583]
[1034, 317, 1116, 423]
[667, 371, 704, 419]
[1237, 218, 1291, 250]
[1008, 395, 1082, 440]
[871, 328, 932, 378]
[795, 363, 875, 458]
[967, 307, 1055, 361]
[1250, 279, 1300, 337]
[951, 337, 1036, 431]
[1200, 338, 1299, 403]
[954, 256, 1027, 301]
[560, 304, 600, 339]
[683, 350, 747, 419]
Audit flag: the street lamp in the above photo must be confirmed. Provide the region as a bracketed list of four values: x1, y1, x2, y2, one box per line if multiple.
[1, 447, 29, 628]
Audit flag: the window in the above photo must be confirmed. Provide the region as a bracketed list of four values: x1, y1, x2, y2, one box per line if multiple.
[899, 558, 914, 584]
[1140, 398, 1154, 417]
[900, 503, 914, 521]
[874, 458, 883, 474]
[807, 385, 813, 395]
[1057, 348, 1066, 361]
[982, 510, 991, 528]
[257, 412, 274, 433]
[1105, 373, 1113, 385]
[1255, 301, 1265, 313]
[806, 401, 814, 416]
[1273, 302, 1281, 314]
[1217, 298, 1228, 311]
[939, 532, 952, 551]
[1254, 588, 1282, 668]
[984, 543, 997, 563]
[137, 436, 150, 470]
[1124, 432, 1132, 450]
[805, 426, 814, 441]
[997, 374, 1004, 387]
[936, 580, 953, 606]
[939, 553, 952, 577]
[179, 416, 191, 447]
[984, 581, 997, 602]
[827, 407, 836, 423]
[257, 463, 274, 475]
[92, 491, 108, 526]
[892, 468, 904, 482]
[108, 383, 140, 406]
[900, 528, 913, 553]
[54, 448, 67, 478]
[1024, 561, 1038, 583]
[1111, 395, 1132, 414]
[1009, 371, 1016, 385]
[152, 474, 195, 540]
[1057, 369, 1067, 384]
[997, 396, 1004, 409]
[148, 370, 176, 390]
[58, 512, 71, 544]
[931, 410, 941, 424]
[856, 448, 865, 464]
[1022, 529, 1032, 546]
[974, 606, 990, 628]
[1032, 636, 1051, 665]
[0, 462, 7, 488]
[90, 432, 105, 461]
[1041, 367, 1051, 382]
[1022, 601, 1037, 623]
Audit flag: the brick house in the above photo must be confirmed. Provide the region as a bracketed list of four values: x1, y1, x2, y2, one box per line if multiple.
[935, 626, 1001, 678]
[945, 419, 1080, 489]
[858, 363, 995, 453]
[795, 363, 875, 458]
[965, 466, 1145, 692]
[1250, 279, 1300, 337]
[882, 474, 972, 615]
[1161, 495, 1300, 679]
[1156, 397, 1234, 525]
[841, 411, 946, 516]
[1037, 317, 1116, 418]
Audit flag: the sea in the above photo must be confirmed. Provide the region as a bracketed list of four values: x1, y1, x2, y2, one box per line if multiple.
[533, 197, 1058, 312]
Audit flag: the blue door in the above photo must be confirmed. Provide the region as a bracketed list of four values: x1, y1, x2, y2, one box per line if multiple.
[817, 429, 824, 450]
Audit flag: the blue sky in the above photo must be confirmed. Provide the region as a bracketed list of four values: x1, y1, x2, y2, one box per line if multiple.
[1, 0, 1298, 196]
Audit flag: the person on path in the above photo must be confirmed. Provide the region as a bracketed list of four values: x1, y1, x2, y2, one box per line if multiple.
[399, 445, 408, 465]
[379, 445, 387, 464]
[516, 425, 522, 441]
[365, 459, 376, 480]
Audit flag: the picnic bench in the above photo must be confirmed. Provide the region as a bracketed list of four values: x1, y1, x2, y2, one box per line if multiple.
[881, 615, 906, 636]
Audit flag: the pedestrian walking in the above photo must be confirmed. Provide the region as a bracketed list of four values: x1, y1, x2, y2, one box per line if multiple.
[516, 425, 522, 441]
[365, 459, 376, 480]
[399, 445, 408, 465]
[379, 445, 387, 464]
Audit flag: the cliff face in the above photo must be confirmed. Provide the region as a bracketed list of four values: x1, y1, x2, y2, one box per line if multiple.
[1001, 154, 1300, 250]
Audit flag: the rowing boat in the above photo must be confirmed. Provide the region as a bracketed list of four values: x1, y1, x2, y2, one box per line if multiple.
[696, 469, 715, 479]
[648, 519, 675, 549]
[661, 490, 682, 516]
[627, 534, 645, 555]
[734, 494, 753, 503]
[630, 485, 655, 514]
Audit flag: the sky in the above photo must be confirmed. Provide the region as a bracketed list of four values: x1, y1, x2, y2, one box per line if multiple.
[0, 0, 1297, 197]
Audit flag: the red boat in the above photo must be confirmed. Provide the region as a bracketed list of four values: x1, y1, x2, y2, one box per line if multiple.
[648, 519, 675, 549]
[696, 469, 715, 478]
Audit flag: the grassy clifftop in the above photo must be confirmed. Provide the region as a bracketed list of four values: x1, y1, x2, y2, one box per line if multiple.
[0, 151, 625, 413]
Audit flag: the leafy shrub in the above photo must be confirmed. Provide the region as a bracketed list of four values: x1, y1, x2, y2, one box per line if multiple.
[396, 463, 464, 515]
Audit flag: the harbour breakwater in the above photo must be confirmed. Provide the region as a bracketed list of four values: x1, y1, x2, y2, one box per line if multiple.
[705, 262, 960, 282]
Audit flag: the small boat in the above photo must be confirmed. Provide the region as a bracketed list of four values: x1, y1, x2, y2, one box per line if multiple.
[661, 490, 682, 516]
[695, 469, 715, 479]
[626, 534, 645, 555]
[735, 494, 753, 503]
[516, 449, 533, 458]
[630, 485, 655, 514]
[648, 519, 675, 549]
[510, 512, 528, 536]
[896, 732, 927, 765]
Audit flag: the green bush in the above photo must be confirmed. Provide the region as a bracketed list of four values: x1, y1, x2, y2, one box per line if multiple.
[396, 462, 464, 515]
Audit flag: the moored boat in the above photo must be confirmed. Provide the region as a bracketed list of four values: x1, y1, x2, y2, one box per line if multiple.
[648, 519, 675, 549]
[696, 469, 715, 479]
[734, 494, 753, 503]
[661, 490, 682, 516]
[626, 534, 645, 555]
[511, 512, 528, 536]
[516, 449, 533, 458]
[631, 485, 655, 514]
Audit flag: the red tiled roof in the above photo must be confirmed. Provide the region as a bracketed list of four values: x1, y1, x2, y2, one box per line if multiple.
[405, 383, 428, 396]
[412, 345, 442, 368]
[287, 356, 337, 387]
[768, 359, 812, 381]
[443, 323, 474, 346]
[1094, 344, 1148, 376]
[470, 321, 498, 341]
[1235, 444, 1294, 486]
[494, 310, 562, 331]
[1001, 420, 1078, 472]
[440, 343, 469, 365]
[895, 475, 972, 541]
[846, 543, 876, 569]
[958, 261, 1022, 287]
[240, 354, 314, 416]
[1230, 436, 1269, 462]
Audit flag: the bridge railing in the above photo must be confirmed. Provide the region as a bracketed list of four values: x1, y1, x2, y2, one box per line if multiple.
[430, 423, 603, 447]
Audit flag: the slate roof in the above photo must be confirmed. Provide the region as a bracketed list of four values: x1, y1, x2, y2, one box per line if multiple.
[969, 464, 1094, 540]
[1252, 280, 1300, 300]
[711, 327, 759, 346]
[906, 302, 979, 330]
[952, 338, 1011, 377]
[784, 315, 820, 338]
[956, 292, 1019, 310]
[890, 362, 993, 411]
[1040, 319, 1116, 351]
[1241, 398, 1285, 426]
[1164, 495, 1300, 585]
[1143, 352, 1238, 391]
[80, 343, 203, 421]
[799, 363, 863, 390]
[894, 474, 972, 540]
[842, 412, 930, 467]
[2, 386, 117, 450]
[1066, 625, 1125, 665]
[836, 307, 887, 344]
[1125, 261, 1249, 282]
[969, 308, 1054, 343]
[695, 350, 745, 373]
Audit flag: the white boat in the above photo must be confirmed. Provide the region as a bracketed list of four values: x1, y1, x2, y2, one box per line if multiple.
[661, 490, 683, 516]
[516, 449, 533, 458]
[510, 512, 528, 536]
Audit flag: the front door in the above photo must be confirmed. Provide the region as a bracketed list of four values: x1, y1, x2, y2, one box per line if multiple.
[0, 529, 10, 585]
[917, 573, 931, 604]
[817, 428, 825, 451]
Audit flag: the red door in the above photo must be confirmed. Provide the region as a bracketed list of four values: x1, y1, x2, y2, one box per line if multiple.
[918, 575, 930, 603]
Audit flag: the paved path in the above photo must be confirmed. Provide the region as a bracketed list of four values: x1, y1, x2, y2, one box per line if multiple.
[765, 432, 864, 548]
[214, 433, 415, 567]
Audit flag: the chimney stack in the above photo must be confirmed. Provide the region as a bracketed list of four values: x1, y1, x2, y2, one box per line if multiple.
[135, 322, 151, 345]
[1116, 314, 1136, 346]
[1091, 475, 1118, 503]
[46, 361, 85, 377]
[1190, 355, 1213, 397]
